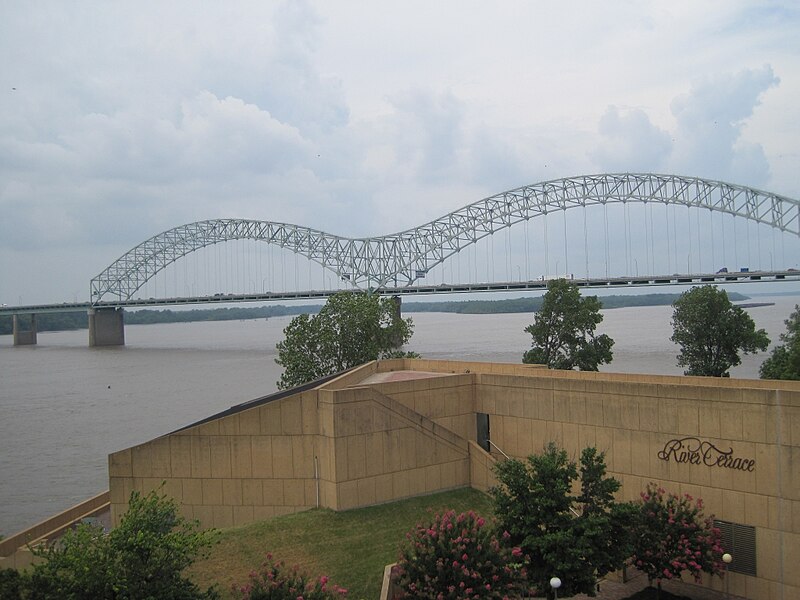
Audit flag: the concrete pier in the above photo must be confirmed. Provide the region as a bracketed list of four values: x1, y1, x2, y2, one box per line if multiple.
[12, 314, 37, 346]
[88, 307, 125, 347]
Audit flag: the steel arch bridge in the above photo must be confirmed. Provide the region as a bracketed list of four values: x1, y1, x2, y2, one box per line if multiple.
[90, 173, 800, 303]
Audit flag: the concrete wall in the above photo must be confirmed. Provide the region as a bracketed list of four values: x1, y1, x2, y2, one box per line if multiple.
[105, 358, 800, 600]
[109, 391, 322, 529]
[474, 370, 800, 600]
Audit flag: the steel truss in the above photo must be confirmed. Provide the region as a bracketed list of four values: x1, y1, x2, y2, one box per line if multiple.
[90, 173, 800, 303]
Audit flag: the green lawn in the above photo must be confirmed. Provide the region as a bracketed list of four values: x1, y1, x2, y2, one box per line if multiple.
[187, 487, 494, 600]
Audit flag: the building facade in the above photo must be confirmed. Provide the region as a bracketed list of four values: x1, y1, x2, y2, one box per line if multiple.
[107, 359, 799, 600]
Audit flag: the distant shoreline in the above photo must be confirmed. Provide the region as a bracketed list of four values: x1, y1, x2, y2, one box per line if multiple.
[0, 291, 759, 335]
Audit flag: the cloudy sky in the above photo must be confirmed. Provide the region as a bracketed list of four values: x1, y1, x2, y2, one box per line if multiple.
[1, 1, 799, 304]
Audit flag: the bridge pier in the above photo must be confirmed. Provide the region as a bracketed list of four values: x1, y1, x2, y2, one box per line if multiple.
[12, 314, 37, 346]
[88, 308, 125, 347]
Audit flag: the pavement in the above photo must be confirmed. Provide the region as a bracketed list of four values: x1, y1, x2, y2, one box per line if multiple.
[534, 569, 744, 600]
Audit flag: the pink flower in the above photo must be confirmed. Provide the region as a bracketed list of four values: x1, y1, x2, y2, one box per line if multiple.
[512, 547, 523, 557]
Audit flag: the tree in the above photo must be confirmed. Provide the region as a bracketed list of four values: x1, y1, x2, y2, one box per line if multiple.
[632, 484, 725, 598]
[522, 279, 614, 370]
[489, 443, 636, 598]
[393, 510, 530, 599]
[760, 304, 800, 380]
[670, 286, 769, 377]
[23, 488, 218, 600]
[275, 291, 415, 389]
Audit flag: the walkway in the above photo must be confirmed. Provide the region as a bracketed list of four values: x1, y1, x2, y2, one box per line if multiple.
[555, 569, 744, 600]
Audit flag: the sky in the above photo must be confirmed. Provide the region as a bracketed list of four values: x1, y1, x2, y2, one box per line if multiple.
[1, 1, 799, 304]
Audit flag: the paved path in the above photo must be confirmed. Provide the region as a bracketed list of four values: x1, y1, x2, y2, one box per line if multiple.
[536, 569, 744, 600]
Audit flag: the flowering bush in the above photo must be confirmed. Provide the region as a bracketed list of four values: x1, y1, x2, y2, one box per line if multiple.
[393, 510, 530, 600]
[232, 554, 347, 600]
[632, 484, 726, 591]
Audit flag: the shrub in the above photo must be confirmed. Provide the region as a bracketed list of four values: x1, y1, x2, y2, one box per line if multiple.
[25, 488, 218, 599]
[232, 553, 347, 600]
[632, 484, 725, 593]
[490, 444, 636, 598]
[393, 510, 530, 600]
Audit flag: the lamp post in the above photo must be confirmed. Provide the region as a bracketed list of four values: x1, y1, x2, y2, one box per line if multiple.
[722, 553, 732, 598]
[550, 576, 561, 599]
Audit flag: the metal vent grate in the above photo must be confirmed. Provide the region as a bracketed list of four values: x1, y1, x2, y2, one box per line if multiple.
[714, 520, 757, 576]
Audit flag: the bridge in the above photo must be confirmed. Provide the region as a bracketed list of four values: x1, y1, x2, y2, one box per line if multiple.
[3, 173, 799, 346]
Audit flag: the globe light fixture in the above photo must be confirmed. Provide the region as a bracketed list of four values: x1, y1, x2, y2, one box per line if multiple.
[722, 553, 732, 598]
[550, 576, 562, 599]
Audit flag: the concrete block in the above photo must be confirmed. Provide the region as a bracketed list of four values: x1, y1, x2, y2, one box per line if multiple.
[169, 436, 193, 478]
[201, 478, 223, 505]
[365, 432, 386, 477]
[263, 479, 284, 505]
[357, 477, 377, 506]
[222, 479, 243, 506]
[260, 403, 282, 435]
[109, 448, 133, 478]
[182, 478, 203, 505]
[271, 437, 294, 479]
[283, 479, 305, 507]
[219, 414, 240, 436]
[698, 405, 721, 438]
[250, 436, 274, 478]
[721, 490, 745, 523]
[338, 479, 359, 510]
[212, 505, 233, 529]
[281, 398, 304, 435]
[291, 436, 314, 479]
[190, 436, 212, 478]
[233, 505, 255, 527]
[744, 492, 770, 528]
[193, 505, 214, 529]
[242, 479, 263, 506]
[209, 436, 232, 478]
[346, 435, 367, 480]
[720, 408, 743, 441]
[230, 437, 253, 478]
[131, 444, 154, 478]
[238, 408, 261, 436]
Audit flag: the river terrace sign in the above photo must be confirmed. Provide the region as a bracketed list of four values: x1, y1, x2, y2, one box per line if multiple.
[658, 437, 755, 472]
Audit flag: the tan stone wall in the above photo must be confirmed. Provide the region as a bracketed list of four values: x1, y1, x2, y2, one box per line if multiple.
[369, 373, 475, 441]
[318, 386, 471, 511]
[109, 391, 323, 530]
[473, 370, 800, 600]
[105, 358, 799, 600]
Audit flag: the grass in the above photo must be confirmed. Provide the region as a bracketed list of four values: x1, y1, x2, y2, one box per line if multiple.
[187, 487, 494, 600]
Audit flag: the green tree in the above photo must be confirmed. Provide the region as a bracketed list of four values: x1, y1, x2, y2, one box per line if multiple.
[522, 279, 614, 370]
[489, 443, 635, 598]
[23, 488, 218, 600]
[760, 304, 800, 380]
[275, 291, 415, 390]
[632, 484, 725, 598]
[670, 286, 769, 377]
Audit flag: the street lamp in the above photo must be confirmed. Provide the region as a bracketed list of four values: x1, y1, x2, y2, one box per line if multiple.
[722, 553, 732, 598]
[550, 576, 561, 599]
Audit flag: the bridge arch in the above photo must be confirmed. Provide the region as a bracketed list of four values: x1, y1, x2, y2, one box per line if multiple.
[91, 173, 800, 303]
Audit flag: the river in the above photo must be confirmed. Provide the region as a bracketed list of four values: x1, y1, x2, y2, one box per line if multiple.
[1, 294, 798, 536]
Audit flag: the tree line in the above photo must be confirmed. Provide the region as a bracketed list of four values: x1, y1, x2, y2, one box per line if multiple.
[274, 282, 799, 388]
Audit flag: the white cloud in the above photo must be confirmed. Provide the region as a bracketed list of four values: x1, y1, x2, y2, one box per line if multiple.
[0, 1, 798, 303]
[668, 65, 780, 183]
[592, 106, 673, 173]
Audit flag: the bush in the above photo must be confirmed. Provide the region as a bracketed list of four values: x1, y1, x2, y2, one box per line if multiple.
[25, 488, 218, 599]
[232, 553, 347, 600]
[393, 510, 530, 600]
[490, 444, 636, 598]
[632, 484, 725, 592]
